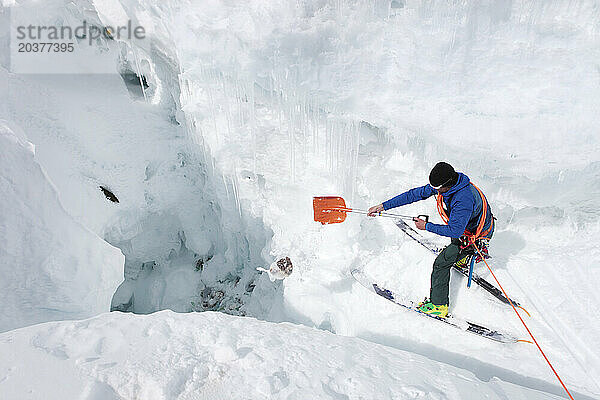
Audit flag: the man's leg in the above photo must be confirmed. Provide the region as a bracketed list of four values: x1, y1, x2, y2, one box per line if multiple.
[430, 239, 462, 306]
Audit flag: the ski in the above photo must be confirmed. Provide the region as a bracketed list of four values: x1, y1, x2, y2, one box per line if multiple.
[394, 219, 521, 307]
[351, 269, 519, 343]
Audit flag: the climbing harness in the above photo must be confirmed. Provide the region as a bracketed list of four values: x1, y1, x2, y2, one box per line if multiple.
[436, 183, 494, 287]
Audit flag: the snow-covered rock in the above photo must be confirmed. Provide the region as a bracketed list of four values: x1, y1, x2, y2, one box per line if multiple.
[0, 121, 123, 333]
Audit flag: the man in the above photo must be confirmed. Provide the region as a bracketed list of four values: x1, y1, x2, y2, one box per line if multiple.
[367, 162, 494, 318]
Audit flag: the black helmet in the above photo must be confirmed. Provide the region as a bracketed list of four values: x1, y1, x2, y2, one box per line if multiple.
[429, 162, 458, 189]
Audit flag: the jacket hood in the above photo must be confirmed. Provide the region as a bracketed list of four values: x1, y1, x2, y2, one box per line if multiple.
[443, 172, 470, 197]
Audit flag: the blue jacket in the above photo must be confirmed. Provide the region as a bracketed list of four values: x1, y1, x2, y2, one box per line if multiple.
[382, 172, 494, 238]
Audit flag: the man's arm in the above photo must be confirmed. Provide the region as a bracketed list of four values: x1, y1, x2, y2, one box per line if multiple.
[382, 184, 436, 211]
[426, 197, 473, 238]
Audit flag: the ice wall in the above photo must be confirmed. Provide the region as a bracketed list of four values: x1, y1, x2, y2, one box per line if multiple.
[1, 0, 278, 319]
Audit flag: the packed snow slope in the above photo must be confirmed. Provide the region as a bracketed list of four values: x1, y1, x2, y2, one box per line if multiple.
[0, 310, 569, 400]
[0, 121, 123, 333]
[1, 0, 599, 399]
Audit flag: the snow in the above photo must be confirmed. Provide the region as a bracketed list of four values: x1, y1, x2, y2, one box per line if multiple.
[1, 19, 274, 317]
[0, 310, 569, 400]
[0, 121, 123, 333]
[1, 0, 599, 398]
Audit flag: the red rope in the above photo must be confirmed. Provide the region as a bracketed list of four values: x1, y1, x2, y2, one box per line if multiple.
[470, 238, 575, 400]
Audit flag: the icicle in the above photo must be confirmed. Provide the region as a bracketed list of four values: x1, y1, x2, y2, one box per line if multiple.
[132, 46, 148, 102]
[311, 98, 317, 155]
[231, 170, 242, 219]
[223, 172, 230, 200]
[351, 122, 360, 204]
[301, 95, 307, 165]
[278, 81, 283, 139]
[251, 83, 257, 175]
[222, 75, 232, 137]
[207, 87, 219, 147]
[288, 94, 295, 183]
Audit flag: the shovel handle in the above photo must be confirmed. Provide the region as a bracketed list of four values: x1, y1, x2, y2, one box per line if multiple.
[326, 207, 415, 221]
[414, 214, 429, 223]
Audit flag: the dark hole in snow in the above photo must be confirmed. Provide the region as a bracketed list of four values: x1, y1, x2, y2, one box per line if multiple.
[191, 287, 229, 312]
[99, 186, 119, 203]
[120, 71, 149, 98]
[142, 261, 156, 270]
[111, 293, 133, 312]
[169, 114, 181, 126]
[195, 254, 213, 271]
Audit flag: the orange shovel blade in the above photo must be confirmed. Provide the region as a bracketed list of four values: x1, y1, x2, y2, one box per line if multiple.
[313, 196, 348, 224]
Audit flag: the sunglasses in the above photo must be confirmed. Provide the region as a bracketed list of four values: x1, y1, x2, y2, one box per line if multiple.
[431, 176, 454, 190]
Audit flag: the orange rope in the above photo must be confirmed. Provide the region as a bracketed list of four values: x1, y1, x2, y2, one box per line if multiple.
[470, 238, 575, 400]
[436, 183, 492, 240]
[516, 304, 531, 318]
[470, 184, 488, 239]
[436, 193, 450, 224]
